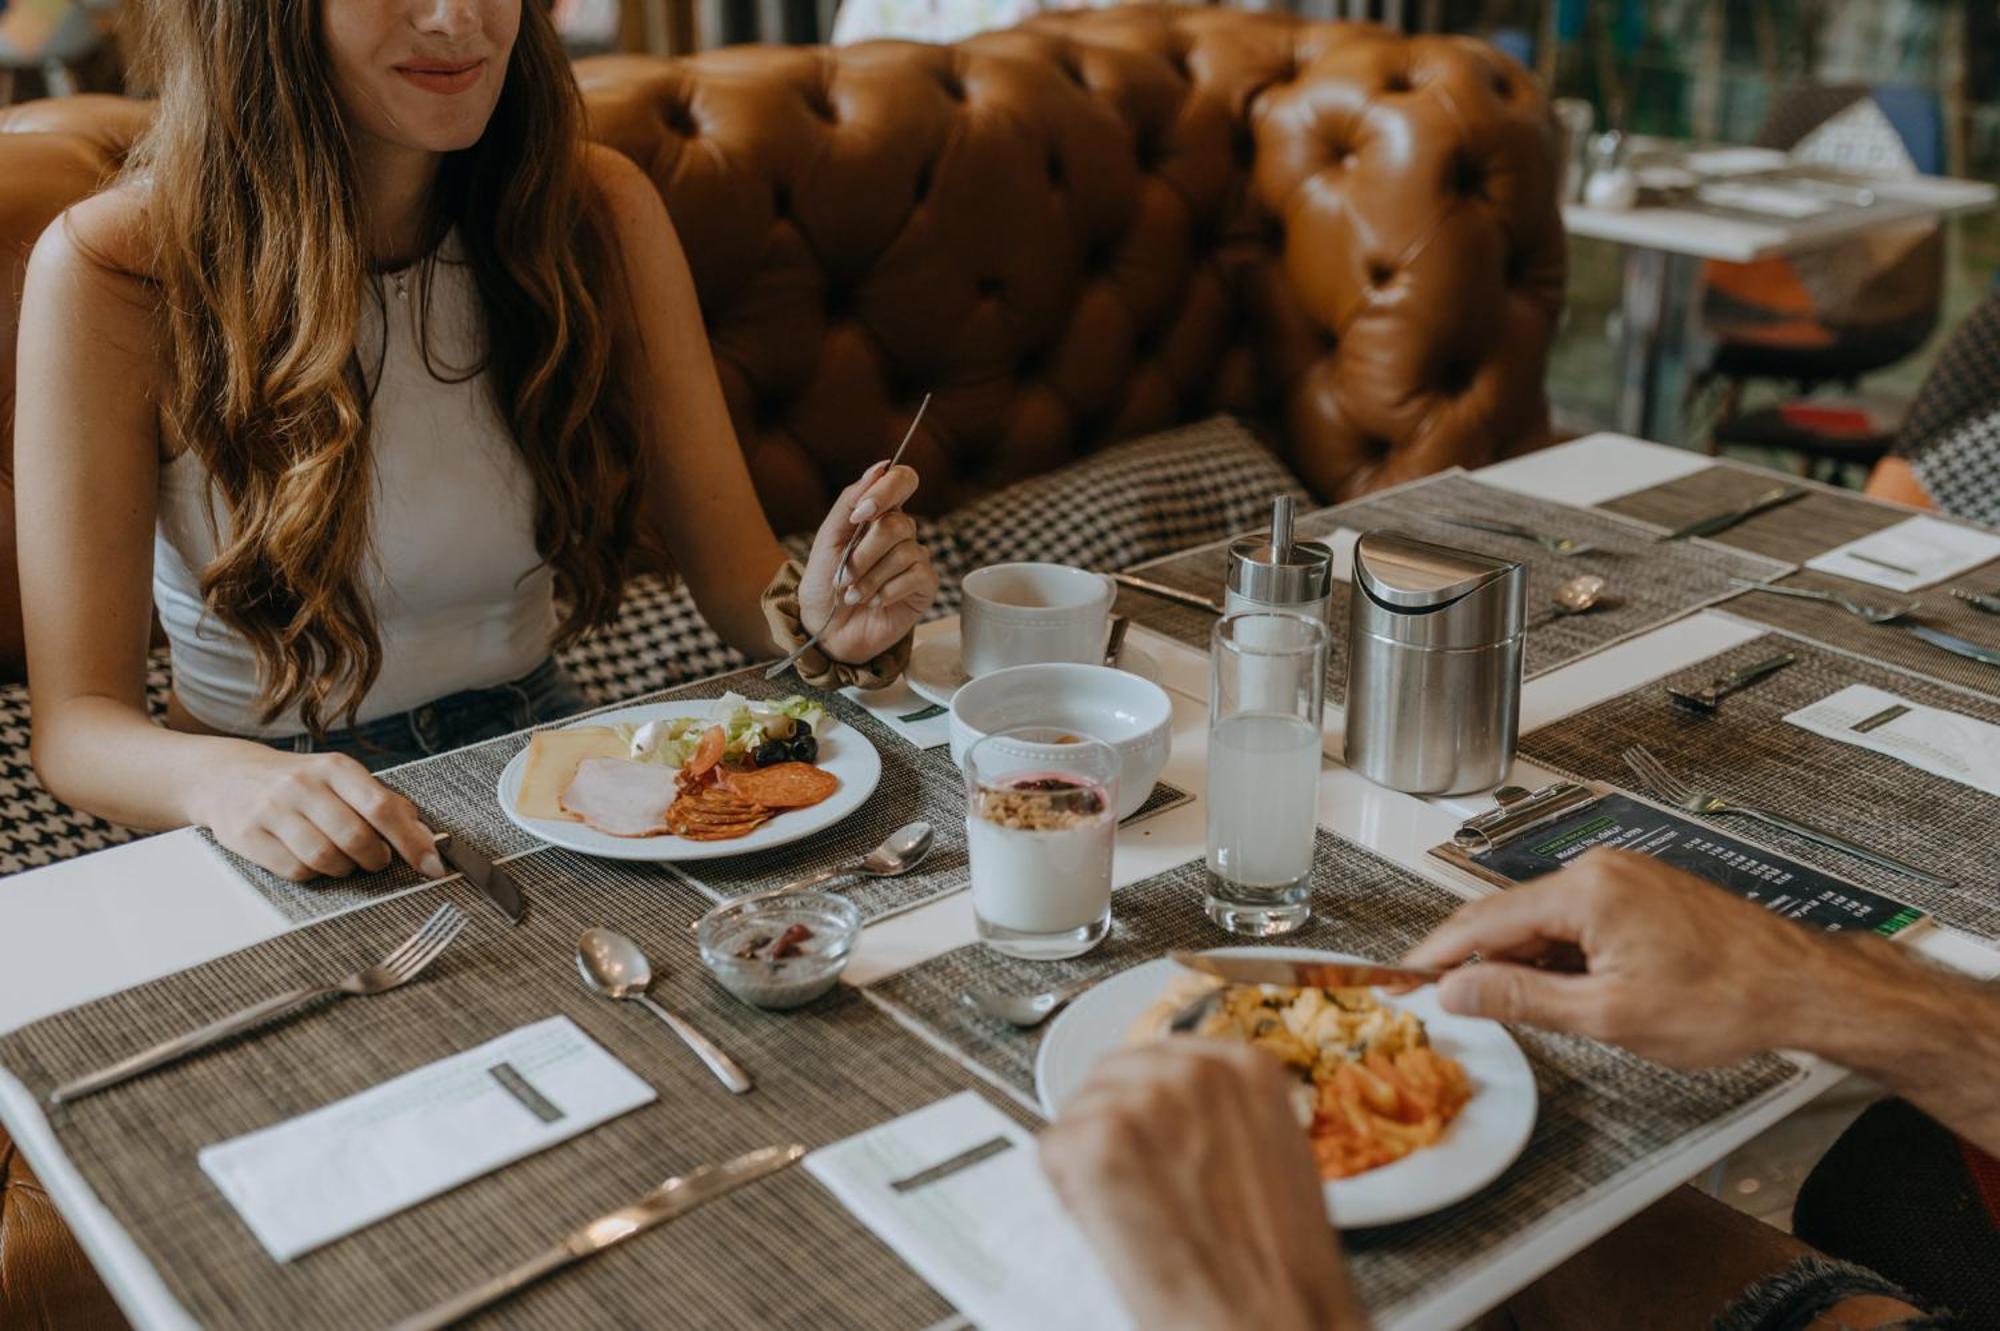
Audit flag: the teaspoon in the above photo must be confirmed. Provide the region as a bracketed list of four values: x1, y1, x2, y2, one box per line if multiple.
[577, 927, 753, 1093]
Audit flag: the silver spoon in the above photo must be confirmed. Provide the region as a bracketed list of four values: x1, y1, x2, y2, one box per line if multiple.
[684, 821, 935, 934]
[960, 977, 1098, 1029]
[577, 928, 753, 1094]
[1528, 574, 1607, 628]
[780, 820, 933, 895]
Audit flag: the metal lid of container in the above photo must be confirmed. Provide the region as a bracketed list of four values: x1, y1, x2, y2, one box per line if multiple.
[1226, 495, 1334, 608]
[1351, 529, 1525, 648]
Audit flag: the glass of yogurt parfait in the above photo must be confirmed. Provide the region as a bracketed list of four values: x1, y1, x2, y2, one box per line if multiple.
[963, 727, 1117, 961]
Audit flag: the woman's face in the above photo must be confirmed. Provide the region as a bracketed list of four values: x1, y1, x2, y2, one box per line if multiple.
[321, 0, 521, 155]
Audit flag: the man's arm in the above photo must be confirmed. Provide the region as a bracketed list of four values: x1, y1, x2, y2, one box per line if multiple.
[1406, 849, 2000, 1157]
[1789, 931, 2000, 1156]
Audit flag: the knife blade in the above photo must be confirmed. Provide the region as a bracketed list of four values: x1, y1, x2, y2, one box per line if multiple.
[390, 1144, 805, 1331]
[1167, 950, 1442, 990]
[438, 833, 526, 923]
[1659, 485, 1805, 541]
[1110, 571, 1226, 615]
[1904, 625, 2000, 668]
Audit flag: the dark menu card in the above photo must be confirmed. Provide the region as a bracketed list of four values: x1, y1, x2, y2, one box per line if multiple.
[1433, 792, 1927, 937]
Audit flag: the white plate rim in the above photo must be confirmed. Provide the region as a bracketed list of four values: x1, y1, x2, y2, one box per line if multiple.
[1032, 947, 1537, 1228]
[495, 700, 881, 862]
[907, 626, 1160, 709]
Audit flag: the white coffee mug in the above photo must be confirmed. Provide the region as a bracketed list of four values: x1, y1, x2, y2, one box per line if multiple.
[960, 563, 1118, 677]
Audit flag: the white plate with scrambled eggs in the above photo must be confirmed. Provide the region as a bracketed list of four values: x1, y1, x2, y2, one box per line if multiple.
[1034, 948, 1537, 1227]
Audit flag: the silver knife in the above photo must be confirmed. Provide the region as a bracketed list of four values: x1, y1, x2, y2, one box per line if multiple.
[1168, 950, 1442, 989]
[390, 1145, 805, 1331]
[438, 833, 526, 924]
[1659, 485, 1805, 541]
[1110, 571, 1226, 614]
[1905, 625, 2000, 668]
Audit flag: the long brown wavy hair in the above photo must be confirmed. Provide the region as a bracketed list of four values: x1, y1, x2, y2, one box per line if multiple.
[129, 0, 641, 735]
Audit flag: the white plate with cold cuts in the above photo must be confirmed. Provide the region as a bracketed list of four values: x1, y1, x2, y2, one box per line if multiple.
[497, 701, 881, 862]
[1035, 948, 1537, 1228]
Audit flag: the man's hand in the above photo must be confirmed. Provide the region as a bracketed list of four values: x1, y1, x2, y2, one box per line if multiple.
[1039, 1041, 1370, 1331]
[1405, 849, 1835, 1067]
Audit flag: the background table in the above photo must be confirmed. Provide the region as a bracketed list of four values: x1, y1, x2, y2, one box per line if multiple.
[1564, 169, 1998, 446]
[4, 433, 1995, 1331]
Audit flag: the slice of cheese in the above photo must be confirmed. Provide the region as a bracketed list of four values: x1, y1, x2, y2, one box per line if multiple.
[515, 727, 630, 820]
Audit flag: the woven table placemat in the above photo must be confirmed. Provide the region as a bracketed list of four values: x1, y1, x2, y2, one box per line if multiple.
[0, 856, 1046, 1331]
[1597, 460, 1913, 564]
[203, 665, 1005, 927]
[1720, 573, 2000, 700]
[1597, 462, 2000, 695]
[863, 833, 1805, 1322]
[1519, 631, 2000, 940]
[1115, 470, 1790, 703]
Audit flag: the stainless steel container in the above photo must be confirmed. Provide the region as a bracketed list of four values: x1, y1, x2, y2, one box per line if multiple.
[1343, 530, 1526, 795]
[1223, 496, 1334, 623]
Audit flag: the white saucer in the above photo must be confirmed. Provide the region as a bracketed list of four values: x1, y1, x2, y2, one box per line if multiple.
[906, 626, 1160, 709]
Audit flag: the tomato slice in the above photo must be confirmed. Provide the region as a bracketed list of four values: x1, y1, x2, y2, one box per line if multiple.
[687, 724, 726, 778]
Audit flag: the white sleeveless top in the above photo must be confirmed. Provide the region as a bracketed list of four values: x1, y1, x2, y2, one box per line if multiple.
[154, 235, 557, 737]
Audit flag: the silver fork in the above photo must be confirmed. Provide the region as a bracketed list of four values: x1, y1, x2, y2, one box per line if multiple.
[49, 902, 469, 1106]
[1728, 578, 1920, 625]
[764, 393, 930, 680]
[1618, 745, 1954, 888]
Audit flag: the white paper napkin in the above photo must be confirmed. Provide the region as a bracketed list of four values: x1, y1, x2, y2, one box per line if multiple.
[805, 1092, 1132, 1331]
[199, 1016, 655, 1261]
[841, 677, 952, 750]
[1784, 684, 2000, 797]
[1805, 516, 2000, 592]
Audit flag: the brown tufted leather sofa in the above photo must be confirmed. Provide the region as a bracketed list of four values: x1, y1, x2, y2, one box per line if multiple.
[0, 7, 1562, 684]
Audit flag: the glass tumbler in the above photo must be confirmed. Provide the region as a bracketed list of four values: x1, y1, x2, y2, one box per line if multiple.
[1205, 610, 1329, 935]
[964, 727, 1118, 960]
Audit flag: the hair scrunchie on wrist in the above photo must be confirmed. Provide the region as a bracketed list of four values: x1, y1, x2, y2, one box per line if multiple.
[761, 558, 913, 691]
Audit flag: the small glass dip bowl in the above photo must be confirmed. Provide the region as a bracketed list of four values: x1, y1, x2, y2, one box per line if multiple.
[695, 890, 861, 1010]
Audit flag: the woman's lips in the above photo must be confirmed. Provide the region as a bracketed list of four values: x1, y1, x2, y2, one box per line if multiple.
[393, 60, 486, 95]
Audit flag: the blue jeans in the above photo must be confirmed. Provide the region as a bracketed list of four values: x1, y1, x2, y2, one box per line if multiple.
[264, 658, 590, 772]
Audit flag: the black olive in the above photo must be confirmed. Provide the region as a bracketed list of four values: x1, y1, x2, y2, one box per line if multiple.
[789, 734, 819, 763]
[753, 740, 789, 767]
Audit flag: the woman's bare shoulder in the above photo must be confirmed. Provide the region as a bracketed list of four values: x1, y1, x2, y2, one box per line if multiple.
[31, 182, 158, 287]
[23, 184, 165, 397]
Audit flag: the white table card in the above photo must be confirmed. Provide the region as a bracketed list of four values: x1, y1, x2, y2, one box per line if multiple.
[1784, 684, 2000, 797]
[1804, 515, 2000, 592]
[198, 1016, 655, 1261]
[805, 1091, 1132, 1331]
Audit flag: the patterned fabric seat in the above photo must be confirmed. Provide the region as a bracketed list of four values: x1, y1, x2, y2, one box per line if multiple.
[1891, 287, 2000, 529]
[0, 415, 1301, 877]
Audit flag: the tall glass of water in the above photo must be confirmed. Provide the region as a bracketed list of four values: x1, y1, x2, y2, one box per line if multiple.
[965, 727, 1118, 960]
[1205, 611, 1328, 935]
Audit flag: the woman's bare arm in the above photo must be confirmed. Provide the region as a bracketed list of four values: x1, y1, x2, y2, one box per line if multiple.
[16, 200, 206, 828]
[15, 197, 440, 880]
[582, 147, 791, 655]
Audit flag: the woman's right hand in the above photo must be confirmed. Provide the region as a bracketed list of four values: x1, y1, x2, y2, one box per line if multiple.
[188, 744, 448, 883]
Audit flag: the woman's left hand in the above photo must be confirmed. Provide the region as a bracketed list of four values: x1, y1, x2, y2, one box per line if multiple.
[797, 461, 938, 664]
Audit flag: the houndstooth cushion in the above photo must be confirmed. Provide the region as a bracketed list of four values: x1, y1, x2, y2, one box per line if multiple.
[0, 415, 1303, 876]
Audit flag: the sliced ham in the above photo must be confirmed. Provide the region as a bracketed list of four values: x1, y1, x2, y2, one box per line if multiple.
[559, 757, 682, 837]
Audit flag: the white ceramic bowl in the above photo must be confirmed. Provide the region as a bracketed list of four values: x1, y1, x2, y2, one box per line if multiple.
[949, 663, 1173, 820]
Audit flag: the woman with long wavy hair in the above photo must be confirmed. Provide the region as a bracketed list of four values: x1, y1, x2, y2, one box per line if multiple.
[13, 0, 936, 882]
